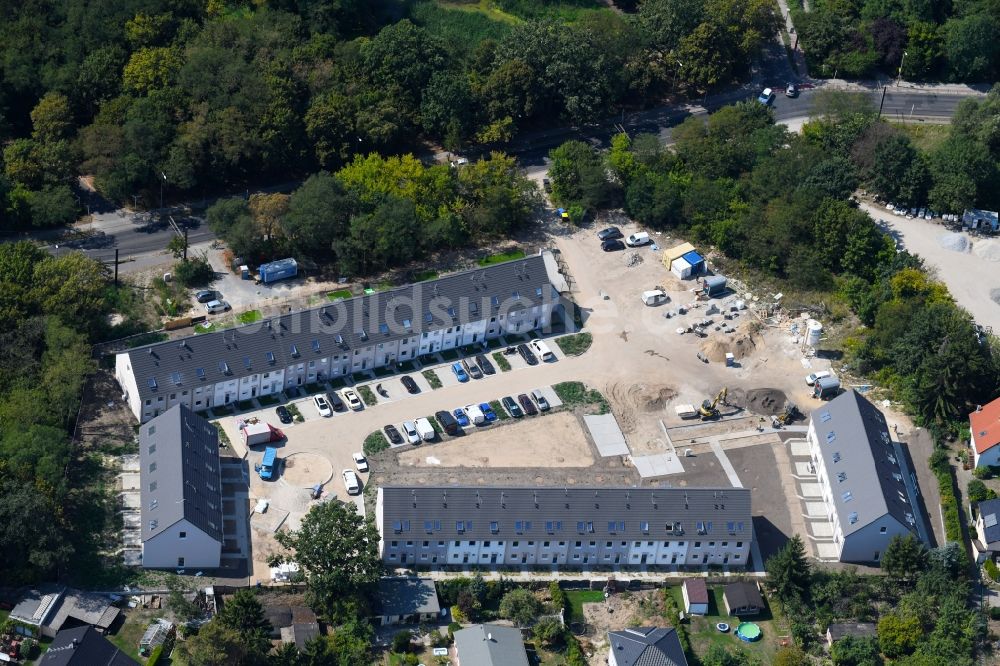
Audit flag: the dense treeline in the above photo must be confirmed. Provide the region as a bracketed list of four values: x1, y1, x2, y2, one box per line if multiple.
[794, 0, 1000, 80]
[0, 0, 780, 228]
[766, 536, 983, 663]
[548, 92, 1000, 428]
[206, 152, 538, 273]
[0, 242, 112, 583]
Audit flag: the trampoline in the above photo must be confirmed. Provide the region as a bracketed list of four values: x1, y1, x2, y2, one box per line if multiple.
[735, 622, 762, 642]
[716, 623, 730, 633]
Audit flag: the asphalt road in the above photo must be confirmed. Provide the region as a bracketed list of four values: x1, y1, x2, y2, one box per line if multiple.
[37, 84, 983, 270]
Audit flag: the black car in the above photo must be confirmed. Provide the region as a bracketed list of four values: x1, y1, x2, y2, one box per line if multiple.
[785, 82, 798, 98]
[435, 410, 461, 436]
[502, 396, 524, 418]
[597, 226, 622, 241]
[195, 289, 217, 303]
[517, 343, 538, 366]
[384, 424, 403, 445]
[275, 405, 292, 424]
[518, 393, 538, 416]
[542, 178, 552, 192]
[401, 375, 419, 394]
[476, 353, 495, 375]
[328, 392, 346, 412]
[601, 239, 625, 252]
[463, 359, 483, 380]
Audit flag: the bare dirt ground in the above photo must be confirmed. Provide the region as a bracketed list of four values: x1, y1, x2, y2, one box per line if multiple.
[861, 200, 1000, 331]
[396, 412, 594, 468]
[581, 589, 672, 665]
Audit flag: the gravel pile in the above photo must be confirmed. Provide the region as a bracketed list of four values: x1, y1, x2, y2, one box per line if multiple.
[938, 232, 970, 252]
[974, 239, 1000, 262]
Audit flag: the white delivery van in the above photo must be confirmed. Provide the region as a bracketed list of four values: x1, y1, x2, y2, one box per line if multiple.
[529, 339, 556, 362]
[625, 231, 651, 247]
[805, 370, 832, 386]
[465, 404, 486, 426]
[641, 290, 668, 306]
[415, 417, 436, 441]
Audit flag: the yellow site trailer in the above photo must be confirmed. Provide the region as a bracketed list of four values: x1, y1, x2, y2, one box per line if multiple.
[662, 242, 696, 269]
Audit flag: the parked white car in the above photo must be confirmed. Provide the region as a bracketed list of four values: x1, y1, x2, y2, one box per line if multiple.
[464, 404, 486, 426]
[402, 420, 421, 444]
[625, 231, 651, 247]
[352, 452, 368, 473]
[342, 469, 361, 495]
[205, 299, 230, 314]
[342, 389, 363, 411]
[313, 394, 332, 417]
[805, 370, 832, 386]
[529, 339, 556, 362]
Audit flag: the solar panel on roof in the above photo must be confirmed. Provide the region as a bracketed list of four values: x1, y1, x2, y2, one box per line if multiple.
[148, 377, 157, 389]
[986, 513, 998, 528]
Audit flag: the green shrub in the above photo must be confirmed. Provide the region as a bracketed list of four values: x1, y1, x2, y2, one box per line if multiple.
[363, 430, 389, 456]
[974, 466, 995, 480]
[555, 332, 593, 356]
[173, 256, 215, 287]
[491, 351, 511, 372]
[447, 621, 462, 640]
[392, 630, 413, 653]
[968, 479, 989, 503]
[357, 384, 377, 406]
[553, 381, 609, 414]
[985, 559, 1000, 583]
[990, 606, 1000, 620]
[146, 644, 164, 666]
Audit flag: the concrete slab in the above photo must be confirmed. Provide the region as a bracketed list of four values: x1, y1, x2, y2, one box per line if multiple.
[794, 462, 814, 476]
[534, 386, 563, 409]
[805, 502, 828, 518]
[632, 453, 685, 478]
[436, 364, 463, 388]
[815, 542, 841, 559]
[810, 521, 834, 538]
[800, 483, 823, 498]
[121, 472, 140, 490]
[583, 414, 630, 457]
[789, 440, 811, 457]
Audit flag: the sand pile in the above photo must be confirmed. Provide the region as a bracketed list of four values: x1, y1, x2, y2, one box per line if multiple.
[973, 239, 1000, 262]
[745, 388, 788, 416]
[699, 332, 757, 362]
[938, 232, 970, 252]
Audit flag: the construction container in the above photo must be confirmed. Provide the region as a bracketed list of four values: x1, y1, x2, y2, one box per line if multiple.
[671, 257, 693, 280]
[813, 375, 841, 400]
[241, 421, 280, 446]
[702, 275, 728, 297]
[258, 257, 298, 284]
[662, 242, 696, 268]
[681, 251, 705, 275]
[806, 320, 823, 346]
[239, 264, 250, 279]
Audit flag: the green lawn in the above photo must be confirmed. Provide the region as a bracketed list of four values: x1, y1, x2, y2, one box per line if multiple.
[893, 122, 951, 153]
[413, 269, 440, 282]
[489, 399, 510, 421]
[436, 0, 520, 24]
[237, 309, 262, 324]
[327, 288, 353, 301]
[478, 249, 526, 266]
[422, 369, 443, 389]
[358, 384, 378, 406]
[363, 430, 390, 456]
[565, 589, 605, 622]
[669, 585, 780, 662]
[107, 609, 166, 662]
[552, 381, 609, 414]
[194, 321, 217, 334]
[492, 351, 511, 372]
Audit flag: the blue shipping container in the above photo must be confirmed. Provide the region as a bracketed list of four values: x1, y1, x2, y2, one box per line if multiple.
[259, 258, 298, 284]
[681, 251, 705, 274]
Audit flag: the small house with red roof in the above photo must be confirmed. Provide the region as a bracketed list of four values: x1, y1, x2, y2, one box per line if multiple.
[971, 398, 1000, 468]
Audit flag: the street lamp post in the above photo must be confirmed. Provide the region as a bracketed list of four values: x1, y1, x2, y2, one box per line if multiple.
[159, 171, 167, 210]
[897, 51, 907, 86]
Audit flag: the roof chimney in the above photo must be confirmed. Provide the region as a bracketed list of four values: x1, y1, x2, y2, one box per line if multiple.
[977, 405, 983, 412]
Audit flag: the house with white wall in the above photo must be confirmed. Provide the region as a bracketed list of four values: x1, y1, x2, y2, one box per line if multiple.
[116, 254, 562, 423]
[970, 398, 1000, 468]
[807, 390, 927, 563]
[140, 405, 223, 569]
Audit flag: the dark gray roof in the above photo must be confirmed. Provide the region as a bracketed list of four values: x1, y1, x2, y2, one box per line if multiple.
[122, 255, 552, 403]
[140, 405, 223, 542]
[377, 578, 440, 617]
[979, 499, 1000, 543]
[811, 390, 916, 537]
[41, 626, 138, 666]
[827, 622, 876, 641]
[454, 624, 529, 666]
[380, 486, 751, 541]
[10, 585, 63, 626]
[607, 627, 688, 666]
[683, 579, 708, 604]
[723, 582, 764, 611]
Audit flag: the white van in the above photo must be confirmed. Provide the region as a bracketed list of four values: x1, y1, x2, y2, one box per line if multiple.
[625, 232, 651, 247]
[465, 404, 486, 425]
[415, 417, 436, 441]
[641, 290, 668, 306]
[529, 339, 556, 362]
[805, 370, 832, 386]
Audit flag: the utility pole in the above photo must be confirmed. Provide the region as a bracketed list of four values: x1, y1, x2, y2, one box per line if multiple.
[877, 86, 887, 118]
[160, 171, 167, 210]
[183, 227, 189, 262]
[897, 51, 907, 86]
[114, 248, 119, 287]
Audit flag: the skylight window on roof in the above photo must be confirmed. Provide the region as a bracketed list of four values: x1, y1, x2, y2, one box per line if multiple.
[359, 329, 368, 341]
[336, 334, 345, 344]
[842, 491, 853, 502]
[837, 472, 847, 482]
[171, 372, 182, 385]
[266, 351, 275, 364]
[512, 290, 520, 300]
[470, 302, 479, 314]
[425, 312, 434, 323]
[379, 323, 389, 335]
[403, 319, 412, 331]
[196, 367, 206, 379]
[148, 377, 158, 389]
[243, 356, 252, 370]
[492, 296, 500, 308]
[848, 512, 858, 524]
[312, 340, 320, 352]
[490, 521, 499, 533]
[219, 361, 230, 374]
[536, 287, 543, 297]
[149, 519, 158, 531]
[986, 513, 997, 528]
[826, 431, 836, 443]
[447, 306, 456, 319]
[832, 452, 841, 463]
[456, 521, 465, 533]
[820, 411, 832, 422]
[290, 344, 299, 357]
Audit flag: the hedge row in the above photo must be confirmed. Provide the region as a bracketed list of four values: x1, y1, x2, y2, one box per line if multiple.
[929, 450, 966, 554]
[986, 559, 1000, 583]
